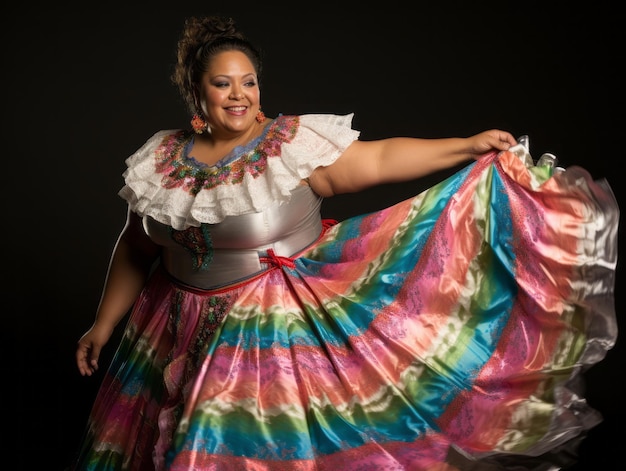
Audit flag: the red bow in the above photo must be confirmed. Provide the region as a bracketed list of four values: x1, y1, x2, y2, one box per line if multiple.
[260, 248, 296, 269]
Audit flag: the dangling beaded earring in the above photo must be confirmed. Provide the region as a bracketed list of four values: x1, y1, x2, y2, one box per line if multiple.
[191, 114, 207, 134]
[256, 109, 266, 123]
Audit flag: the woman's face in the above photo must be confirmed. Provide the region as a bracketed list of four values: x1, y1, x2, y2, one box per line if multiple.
[199, 50, 261, 135]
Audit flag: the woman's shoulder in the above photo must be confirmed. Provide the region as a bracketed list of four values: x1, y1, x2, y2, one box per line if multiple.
[271, 113, 355, 128]
[143, 129, 189, 148]
[276, 113, 360, 151]
[126, 129, 189, 161]
[267, 113, 359, 146]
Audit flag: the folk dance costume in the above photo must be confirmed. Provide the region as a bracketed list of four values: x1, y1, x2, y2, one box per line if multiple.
[73, 114, 619, 470]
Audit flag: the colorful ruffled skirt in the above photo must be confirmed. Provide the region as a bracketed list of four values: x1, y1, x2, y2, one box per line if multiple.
[72, 144, 619, 470]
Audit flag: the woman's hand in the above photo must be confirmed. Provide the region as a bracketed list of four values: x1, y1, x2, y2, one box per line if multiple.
[75, 322, 115, 376]
[467, 129, 518, 159]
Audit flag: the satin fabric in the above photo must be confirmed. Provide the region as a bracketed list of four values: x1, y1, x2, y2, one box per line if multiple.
[146, 185, 324, 289]
[72, 146, 618, 470]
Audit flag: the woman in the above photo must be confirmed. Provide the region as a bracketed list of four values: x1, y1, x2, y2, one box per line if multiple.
[71, 15, 619, 471]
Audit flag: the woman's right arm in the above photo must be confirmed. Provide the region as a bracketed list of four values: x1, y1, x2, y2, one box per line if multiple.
[75, 208, 160, 376]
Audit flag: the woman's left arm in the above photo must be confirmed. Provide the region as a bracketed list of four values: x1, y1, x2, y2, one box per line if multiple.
[308, 129, 517, 197]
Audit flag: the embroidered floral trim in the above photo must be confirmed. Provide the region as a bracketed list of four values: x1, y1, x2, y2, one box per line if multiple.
[169, 224, 214, 271]
[194, 295, 231, 356]
[155, 116, 300, 195]
[167, 291, 232, 371]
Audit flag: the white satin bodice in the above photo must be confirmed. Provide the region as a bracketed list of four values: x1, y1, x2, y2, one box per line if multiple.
[144, 185, 323, 289]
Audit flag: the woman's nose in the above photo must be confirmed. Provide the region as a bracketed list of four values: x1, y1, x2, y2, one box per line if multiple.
[230, 89, 244, 100]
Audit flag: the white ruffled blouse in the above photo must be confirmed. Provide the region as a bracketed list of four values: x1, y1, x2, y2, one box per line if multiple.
[118, 113, 360, 230]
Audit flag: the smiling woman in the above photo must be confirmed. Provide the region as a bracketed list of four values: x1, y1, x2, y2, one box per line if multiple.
[65, 12, 619, 471]
[176, 20, 267, 168]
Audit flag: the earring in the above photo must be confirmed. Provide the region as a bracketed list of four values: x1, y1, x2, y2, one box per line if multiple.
[256, 109, 266, 123]
[191, 114, 207, 134]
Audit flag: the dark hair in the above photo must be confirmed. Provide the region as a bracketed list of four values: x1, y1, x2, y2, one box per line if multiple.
[171, 16, 262, 116]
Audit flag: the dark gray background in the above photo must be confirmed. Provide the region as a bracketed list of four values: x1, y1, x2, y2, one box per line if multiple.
[3, 2, 623, 469]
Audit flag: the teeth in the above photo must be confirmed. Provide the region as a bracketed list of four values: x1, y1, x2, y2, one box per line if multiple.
[228, 106, 246, 111]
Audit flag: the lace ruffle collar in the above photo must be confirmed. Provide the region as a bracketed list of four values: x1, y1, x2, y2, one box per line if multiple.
[118, 113, 360, 229]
